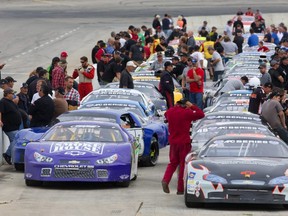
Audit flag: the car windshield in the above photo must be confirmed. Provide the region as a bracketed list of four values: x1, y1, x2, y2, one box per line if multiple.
[200, 139, 288, 158]
[84, 93, 144, 104]
[216, 95, 250, 104]
[81, 104, 146, 118]
[134, 86, 162, 98]
[43, 124, 124, 142]
[57, 114, 117, 123]
[212, 104, 248, 112]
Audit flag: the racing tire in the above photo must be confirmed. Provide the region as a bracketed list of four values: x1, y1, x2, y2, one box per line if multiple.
[131, 174, 137, 181]
[142, 137, 159, 167]
[14, 163, 24, 171]
[25, 179, 43, 187]
[117, 181, 130, 188]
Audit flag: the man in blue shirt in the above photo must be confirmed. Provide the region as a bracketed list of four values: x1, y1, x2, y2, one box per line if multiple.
[248, 29, 259, 47]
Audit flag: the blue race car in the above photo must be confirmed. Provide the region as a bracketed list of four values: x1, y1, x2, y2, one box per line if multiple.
[24, 121, 138, 187]
[13, 109, 168, 170]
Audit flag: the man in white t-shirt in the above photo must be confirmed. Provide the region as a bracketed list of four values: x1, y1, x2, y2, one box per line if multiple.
[208, 46, 225, 82]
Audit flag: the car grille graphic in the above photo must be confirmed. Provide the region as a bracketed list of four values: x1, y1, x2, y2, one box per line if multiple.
[54, 167, 95, 178]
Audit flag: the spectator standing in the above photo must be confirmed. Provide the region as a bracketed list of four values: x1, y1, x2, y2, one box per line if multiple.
[269, 60, 285, 89]
[0, 79, 9, 99]
[91, 40, 103, 64]
[95, 42, 106, 63]
[233, 16, 244, 34]
[73, 56, 95, 100]
[97, 53, 111, 84]
[152, 14, 161, 30]
[271, 27, 280, 45]
[28, 69, 51, 102]
[186, 59, 204, 109]
[162, 14, 172, 38]
[200, 36, 215, 79]
[261, 90, 288, 143]
[198, 21, 210, 34]
[119, 61, 137, 89]
[224, 20, 233, 41]
[248, 82, 273, 114]
[209, 27, 218, 42]
[208, 46, 225, 82]
[17, 83, 30, 114]
[187, 31, 196, 48]
[102, 56, 122, 83]
[190, 45, 204, 70]
[245, 7, 254, 16]
[47, 57, 60, 82]
[264, 27, 272, 43]
[64, 76, 80, 111]
[155, 36, 168, 52]
[258, 41, 270, 52]
[51, 59, 65, 90]
[60, 51, 68, 61]
[5, 76, 17, 88]
[160, 62, 175, 108]
[53, 87, 68, 120]
[149, 52, 165, 71]
[161, 98, 204, 194]
[258, 63, 272, 85]
[199, 27, 209, 37]
[129, 38, 146, 64]
[29, 84, 55, 127]
[181, 58, 194, 99]
[0, 88, 22, 165]
[220, 36, 238, 60]
[31, 79, 48, 104]
[105, 38, 115, 54]
[26, 67, 43, 86]
[248, 29, 259, 47]
[233, 30, 244, 53]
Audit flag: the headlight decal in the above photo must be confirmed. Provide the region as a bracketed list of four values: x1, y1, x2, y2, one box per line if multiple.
[95, 154, 118, 165]
[34, 152, 53, 163]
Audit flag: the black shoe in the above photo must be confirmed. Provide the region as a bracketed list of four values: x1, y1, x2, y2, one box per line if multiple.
[161, 181, 170, 194]
[176, 191, 184, 195]
[2, 153, 12, 165]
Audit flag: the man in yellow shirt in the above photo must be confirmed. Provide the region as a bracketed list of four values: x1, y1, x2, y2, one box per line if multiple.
[200, 36, 214, 79]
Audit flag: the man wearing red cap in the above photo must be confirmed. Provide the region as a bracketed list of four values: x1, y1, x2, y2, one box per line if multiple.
[73, 56, 95, 100]
[60, 51, 68, 61]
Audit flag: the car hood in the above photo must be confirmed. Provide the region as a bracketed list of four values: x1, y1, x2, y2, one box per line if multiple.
[192, 157, 288, 183]
[26, 141, 131, 158]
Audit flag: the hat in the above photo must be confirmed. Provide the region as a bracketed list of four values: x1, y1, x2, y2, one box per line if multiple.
[5, 76, 17, 83]
[177, 98, 189, 105]
[164, 61, 173, 67]
[126, 61, 137, 67]
[263, 82, 273, 89]
[21, 83, 28, 88]
[60, 51, 68, 58]
[191, 58, 198, 64]
[172, 56, 179, 61]
[258, 62, 267, 69]
[0, 79, 8, 85]
[270, 60, 279, 66]
[4, 88, 16, 95]
[56, 87, 65, 95]
[36, 67, 44, 73]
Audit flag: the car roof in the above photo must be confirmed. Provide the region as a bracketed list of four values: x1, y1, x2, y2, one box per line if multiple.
[92, 88, 143, 95]
[63, 109, 130, 117]
[81, 99, 143, 106]
[54, 120, 121, 128]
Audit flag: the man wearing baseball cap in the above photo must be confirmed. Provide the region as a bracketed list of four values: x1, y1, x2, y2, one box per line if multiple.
[159, 61, 175, 108]
[119, 61, 137, 89]
[5, 76, 17, 88]
[268, 60, 285, 88]
[60, 51, 68, 60]
[258, 62, 271, 86]
[162, 98, 204, 195]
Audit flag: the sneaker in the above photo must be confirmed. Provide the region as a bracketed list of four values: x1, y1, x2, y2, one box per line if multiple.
[176, 191, 184, 195]
[161, 181, 170, 194]
[2, 153, 12, 165]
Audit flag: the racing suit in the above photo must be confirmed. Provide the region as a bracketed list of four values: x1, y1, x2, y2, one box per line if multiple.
[73, 65, 95, 100]
[162, 104, 205, 193]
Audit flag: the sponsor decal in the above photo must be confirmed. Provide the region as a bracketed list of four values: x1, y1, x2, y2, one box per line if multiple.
[41, 168, 52, 177]
[240, 170, 256, 178]
[54, 165, 94, 169]
[189, 172, 196, 179]
[68, 160, 81, 164]
[50, 142, 104, 154]
[25, 173, 32, 178]
[65, 151, 86, 156]
[211, 160, 278, 167]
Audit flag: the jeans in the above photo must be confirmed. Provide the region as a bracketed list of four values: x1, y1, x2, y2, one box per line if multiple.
[183, 89, 190, 100]
[274, 127, 288, 144]
[189, 92, 203, 109]
[213, 70, 224, 82]
[4, 130, 18, 157]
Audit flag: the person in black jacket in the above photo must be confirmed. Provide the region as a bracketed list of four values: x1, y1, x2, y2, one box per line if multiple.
[29, 84, 55, 127]
[160, 61, 175, 108]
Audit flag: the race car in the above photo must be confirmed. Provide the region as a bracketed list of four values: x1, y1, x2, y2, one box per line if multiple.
[184, 134, 288, 208]
[80, 88, 155, 116]
[191, 122, 275, 152]
[25, 121, 138, 187]
[192, 111, 262, 134]
[104, 82, 167, 114]
[207, 100, 250, 113]
[14, 109, 168, 170]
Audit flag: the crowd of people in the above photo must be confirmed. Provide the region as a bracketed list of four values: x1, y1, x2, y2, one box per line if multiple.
[0, 7, 288, 194]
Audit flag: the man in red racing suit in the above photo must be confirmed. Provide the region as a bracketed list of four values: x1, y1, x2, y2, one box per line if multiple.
[162, 98, 205, 194]
[73, 56, 95, 100]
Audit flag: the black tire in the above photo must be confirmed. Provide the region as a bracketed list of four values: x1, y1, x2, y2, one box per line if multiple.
[14, 163, 24, 171]
[117, 181, 130, 187]
[142, 137, 159, 167]
[283, 204, 288, 209]
[131, 174, 137, 181]
[25, 179, 43, 187]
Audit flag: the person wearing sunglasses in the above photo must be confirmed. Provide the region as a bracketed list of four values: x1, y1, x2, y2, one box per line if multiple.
[72, 56, 95, 100]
